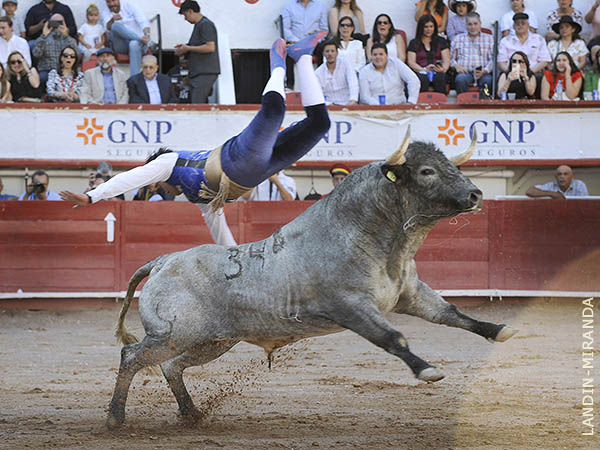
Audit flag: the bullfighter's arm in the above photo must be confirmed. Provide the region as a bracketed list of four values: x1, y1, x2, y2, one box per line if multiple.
[60, 153, 178, 205]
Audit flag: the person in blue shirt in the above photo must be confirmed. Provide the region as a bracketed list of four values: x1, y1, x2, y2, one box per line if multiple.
[60, 33, 329, 245]
[19, 170, 62, 201]
[526, 165, 589, 199]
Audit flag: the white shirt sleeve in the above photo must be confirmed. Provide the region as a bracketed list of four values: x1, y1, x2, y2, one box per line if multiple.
[88, 152, 178, 203]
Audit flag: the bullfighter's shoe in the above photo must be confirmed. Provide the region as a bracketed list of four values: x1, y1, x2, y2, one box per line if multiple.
[270, 38, 287, 72]
[287, 31, 327, 62]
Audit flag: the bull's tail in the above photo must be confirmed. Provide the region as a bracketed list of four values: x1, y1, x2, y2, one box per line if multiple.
[115, 256, 166, 346]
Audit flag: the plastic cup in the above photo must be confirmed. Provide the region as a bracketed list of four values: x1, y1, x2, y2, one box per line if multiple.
[507, 93, 516, 100]
[501, 92, 507, 100]
[427, 71, 435, 83]
[378, 94, 386, 105]
[583, 92, 593, 101]
[593, 90, 599, 101]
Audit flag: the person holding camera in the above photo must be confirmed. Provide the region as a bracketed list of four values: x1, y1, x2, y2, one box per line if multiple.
[32, 12, 77, 85]
[24, 0, 77, 49]
[19, 170, 62, 201]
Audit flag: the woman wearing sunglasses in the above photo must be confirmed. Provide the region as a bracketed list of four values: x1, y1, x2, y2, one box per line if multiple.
[366, 14, 406, 62]
[5, 50, 41, 102]
[497, 51, 536, 99]
[46, 45, 84, 102]
[335, 16, 365, 72]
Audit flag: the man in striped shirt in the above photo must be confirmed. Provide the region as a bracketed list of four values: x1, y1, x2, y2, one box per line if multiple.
[315, 40, 358, 105]
[450, 11, 493, 94]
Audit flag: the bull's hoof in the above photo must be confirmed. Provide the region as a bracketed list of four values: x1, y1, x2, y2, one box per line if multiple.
[417, 367, 445, 383]
[106, 412, 125, 429]
[494, 326, 519, 342]
[180, 408, 203, 426]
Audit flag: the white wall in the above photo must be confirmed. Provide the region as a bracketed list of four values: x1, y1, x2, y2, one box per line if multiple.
[12, 1, 596, 50]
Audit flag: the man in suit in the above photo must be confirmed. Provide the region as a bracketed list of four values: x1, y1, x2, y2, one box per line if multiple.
[127, 54, 177, 104]
[80, 46, 128, 104]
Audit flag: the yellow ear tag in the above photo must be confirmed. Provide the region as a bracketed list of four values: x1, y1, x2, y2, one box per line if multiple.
[386, 170, 397, 182]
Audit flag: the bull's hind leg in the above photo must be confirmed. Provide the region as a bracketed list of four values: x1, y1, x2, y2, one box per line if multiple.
[107, 335, 183, 428]
[396, 281, 518, 342]
[324, 298, 444, 382]
[160, 340, 238, 423]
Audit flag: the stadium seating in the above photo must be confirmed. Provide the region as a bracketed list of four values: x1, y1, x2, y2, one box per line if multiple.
[418, 92, 447, 104]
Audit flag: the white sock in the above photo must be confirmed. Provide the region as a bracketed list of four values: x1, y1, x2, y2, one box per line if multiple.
[296, 54, 324, 106]
[262, 67, 285, 99]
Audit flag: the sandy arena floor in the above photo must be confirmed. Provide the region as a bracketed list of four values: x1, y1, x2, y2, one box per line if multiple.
[0, 299, 596, 449]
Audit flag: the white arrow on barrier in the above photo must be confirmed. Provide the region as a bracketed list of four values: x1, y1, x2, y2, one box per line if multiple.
[104, 212, 116, 243]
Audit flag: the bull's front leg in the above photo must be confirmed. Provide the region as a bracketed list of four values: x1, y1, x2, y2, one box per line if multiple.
[322, 298, 444, 382]
[396, 281, 518, 342]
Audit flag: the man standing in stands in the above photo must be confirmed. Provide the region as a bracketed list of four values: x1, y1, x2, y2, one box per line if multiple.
[101, 0, 156, 75]
[24, 0, 77, 43]
[175, 0, 219, 104]
[0, 15, 31, 67]
[31, 12, 77, 84]
[127, 54, 177, 104]
[80, 47, 128, 104]
[315, 40, 358, 105]
[526, 165, 589, 199]
[19, 170, 62, 201]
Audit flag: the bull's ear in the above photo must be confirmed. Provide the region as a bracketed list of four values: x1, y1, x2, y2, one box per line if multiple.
[380, 164, 400, 183]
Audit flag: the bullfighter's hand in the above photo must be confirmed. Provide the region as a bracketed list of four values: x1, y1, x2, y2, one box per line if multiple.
[59, 191, 90, 208]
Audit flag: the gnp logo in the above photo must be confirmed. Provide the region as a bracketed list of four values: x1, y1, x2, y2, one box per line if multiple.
[75, 117, 173, 145]
[437, 117, 536, 145]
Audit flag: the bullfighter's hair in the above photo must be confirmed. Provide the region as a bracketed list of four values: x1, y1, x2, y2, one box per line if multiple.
[146, 148, 173, 164]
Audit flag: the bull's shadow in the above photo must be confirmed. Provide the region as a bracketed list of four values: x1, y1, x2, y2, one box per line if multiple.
[105, 128, 518, 428]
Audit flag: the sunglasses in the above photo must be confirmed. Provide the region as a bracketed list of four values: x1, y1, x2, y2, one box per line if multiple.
[9, 60, 22, 65]
[339, 23, 353, 28]
[377, 21, 390, 25]
[62, 53, 76, 59]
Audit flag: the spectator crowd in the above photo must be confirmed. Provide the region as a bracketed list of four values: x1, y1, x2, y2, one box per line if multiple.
[2, 1, 600, 105]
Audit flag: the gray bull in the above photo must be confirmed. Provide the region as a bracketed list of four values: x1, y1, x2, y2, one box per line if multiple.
[107, 129, 517, 427]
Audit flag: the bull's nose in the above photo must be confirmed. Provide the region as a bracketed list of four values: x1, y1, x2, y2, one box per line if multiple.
[468, 190, 483, 209]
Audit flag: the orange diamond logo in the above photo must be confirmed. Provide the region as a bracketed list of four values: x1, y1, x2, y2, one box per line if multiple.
[437, 118, 465, 146]
[76, 118, 104, 145]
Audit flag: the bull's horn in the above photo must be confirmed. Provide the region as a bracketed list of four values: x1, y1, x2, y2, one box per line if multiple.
[385, 125, 410, 166]
[449, 129, 477, 166]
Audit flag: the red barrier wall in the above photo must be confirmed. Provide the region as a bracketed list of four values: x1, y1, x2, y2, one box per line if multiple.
[1, 200, 599, 293]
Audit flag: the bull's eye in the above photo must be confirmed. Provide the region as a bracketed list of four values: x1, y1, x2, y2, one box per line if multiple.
[420, 168, 435, 176]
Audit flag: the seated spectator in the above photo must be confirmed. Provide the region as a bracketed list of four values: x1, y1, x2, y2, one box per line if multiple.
[500, 0, 538, 37]
[526, 165, 588, 198]
[451, 11, 493, 95]
[547, 15, 587, 71]
[0, 175, 17, 200]
[497, 13, 551, 88]
[19, 170, 62, 200]
[133, 183, 164, 201]
[32, 13, 78, 84]
[315, 40, 358, 105]
[328, 0, 365, 35]
[242, 171, 297, 201]
[80, 46, 128, 104]
[497, 51, 536, 99]
[101, 0, 156, 75]
[585, 0, 600, 40]
[175, 0, 220, 104]
[24, 0, 77, 43]
[0, 15, 31, 67]
[127, 54, 177, 104]
[2, 1, 26, 39]
[0, 61, 11, 102]
[415, 0, 448, 34]
[6, 50, 41, 102]
[541, 51, 582, 101]
[407, 14, 450, 93]
[335, 15, 365, 73]
[447, 0, 476, 43]
[282, 0, 327, 89]
[77, 4, 106, 61]
[359, 43, 420, 105]
[588, 36, 600, 69]
[366, 14, 406, 62]
[584, 52, 600, 94]
[46, 45, 83, 102]
[167, 55, 191, 104]
[545, 0, 584, 42]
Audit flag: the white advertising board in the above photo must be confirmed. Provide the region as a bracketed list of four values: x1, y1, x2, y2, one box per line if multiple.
[0, 107, 596, 163]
